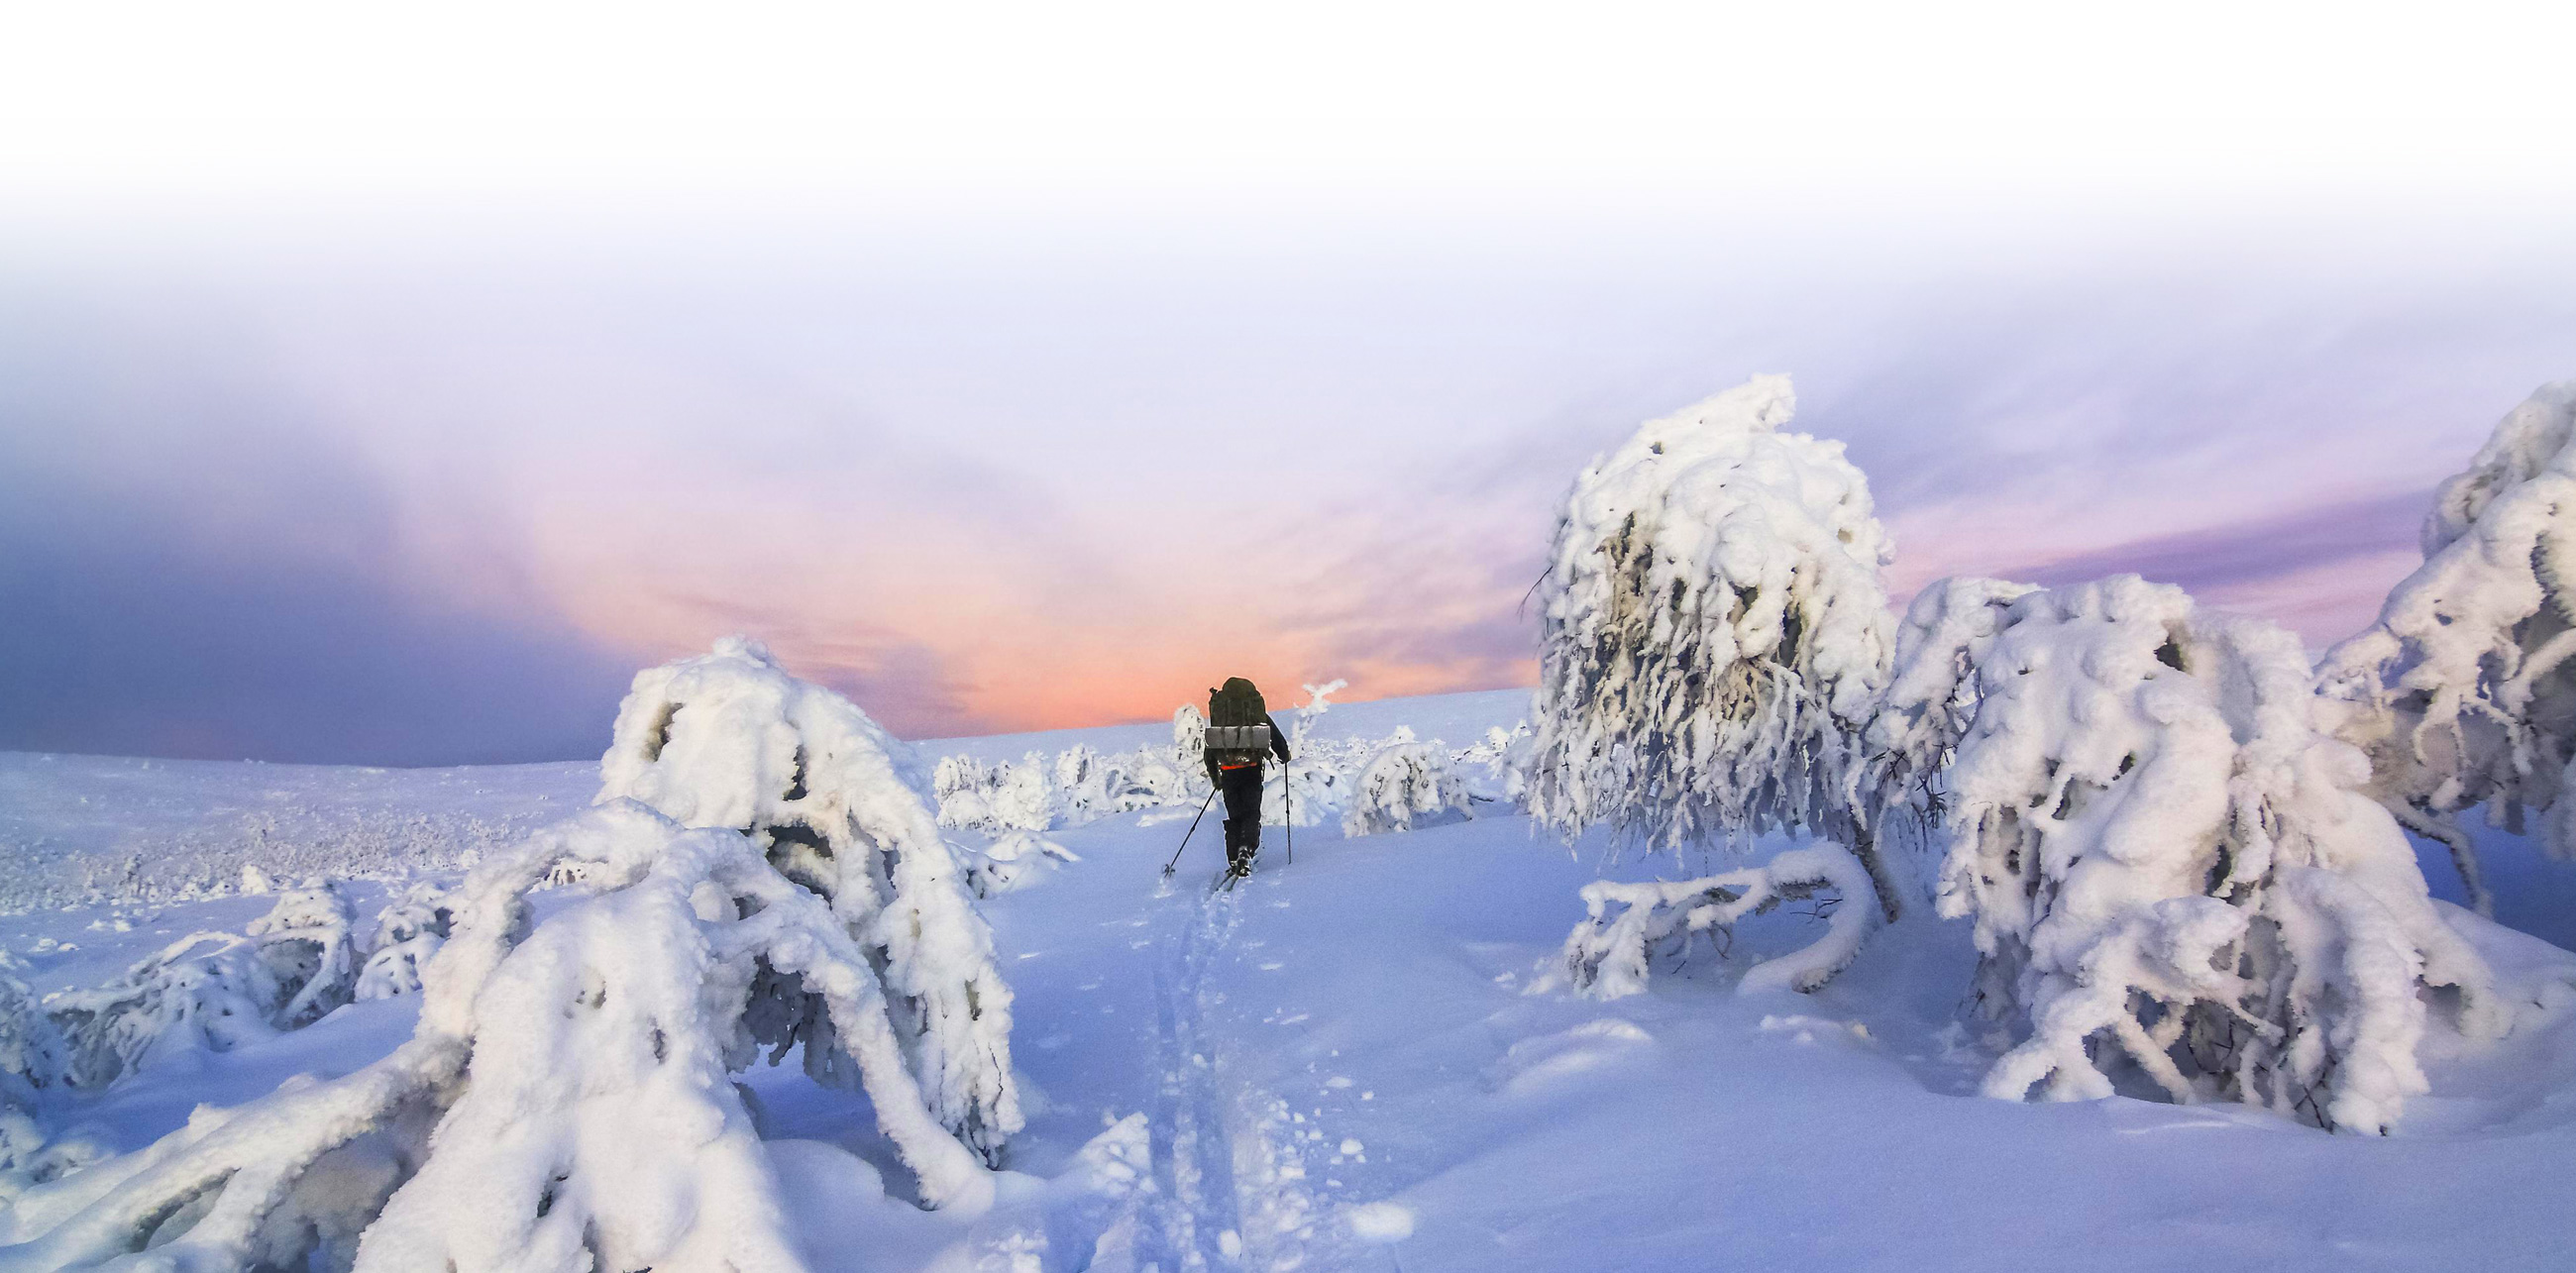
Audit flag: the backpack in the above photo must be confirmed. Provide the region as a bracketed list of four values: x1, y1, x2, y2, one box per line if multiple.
[1209, 678, 1266, 726]
[1206, 678, 1271, 767]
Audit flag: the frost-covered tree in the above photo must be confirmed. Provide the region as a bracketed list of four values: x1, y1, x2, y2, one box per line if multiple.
[1172, 703, 1209, 783]
[1261, 681, 1353, 829]
[0, 952, 65, 1100]
[931, 754, 996, 830]
[1342, 741, 1475, 836]
[46, 934, 287, 1088]
[354, 883, 452, 1001]
[2317, 380, 2576, 913]
[244, 879, 359, 1028]
[1524, 374, 1902, 925]
[1923, 575, 2500, 1132]
[0, 801, 1000, 1273]
[989, 755, 1057, 833]
[597, 637, 1020, 1164]
[46, 883, 363, 1088]
[0, 950, 80, 1197]
[1054, 745, 1190, 822]
[1861, 577, 2042, 864]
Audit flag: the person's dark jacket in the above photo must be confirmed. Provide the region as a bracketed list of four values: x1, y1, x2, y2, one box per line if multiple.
[1204, 712, 1292, 788]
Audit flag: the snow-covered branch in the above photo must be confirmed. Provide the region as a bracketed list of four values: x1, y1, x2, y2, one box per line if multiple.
[1556, 843, 1877, 999]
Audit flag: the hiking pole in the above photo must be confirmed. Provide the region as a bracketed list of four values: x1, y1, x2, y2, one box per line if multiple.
[1161, 787, 1219, 879]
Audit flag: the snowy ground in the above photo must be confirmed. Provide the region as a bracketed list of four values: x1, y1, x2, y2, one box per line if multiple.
[5, 689, 2575, 1271]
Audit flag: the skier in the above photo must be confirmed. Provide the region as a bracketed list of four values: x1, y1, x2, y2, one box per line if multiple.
[1204, 677, 1292, 879]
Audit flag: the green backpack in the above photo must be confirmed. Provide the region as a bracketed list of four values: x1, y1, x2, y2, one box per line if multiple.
[1206, 678, 1272, 765]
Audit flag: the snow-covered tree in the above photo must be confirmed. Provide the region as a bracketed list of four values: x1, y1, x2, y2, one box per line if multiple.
[2317, 380, 2576, 913]
[1926, 575, 2500, 1132]
[0, 952, 65, 1100]
[1524, 374, 1902, 926]
[244, 879, 359, 1028]
[46, 883, 363, 1088]
[47, 934, 286, 1089]
[1861, 577, 2042, 874]
[1342, 741, 1476, 836]
[596, 636, 1020, 1164]
[1055, 745, 1190, 823]
[1261, 680, 1353, 829]
[1454, 721, 1534, 804]
[354, 883, 452, 1001]
[931, 754, 996, 830]
[990, 755, 1057, 833]
[1171, 703, 1209, 783]
[0, 950, 80, 1198]
[0, 801, 1001, 1273]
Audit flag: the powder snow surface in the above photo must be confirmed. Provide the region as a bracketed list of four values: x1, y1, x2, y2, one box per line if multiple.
[4, 690, 2575, 1271]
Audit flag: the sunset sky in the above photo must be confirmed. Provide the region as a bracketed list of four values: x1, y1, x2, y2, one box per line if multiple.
[5, 5, 2575, 764]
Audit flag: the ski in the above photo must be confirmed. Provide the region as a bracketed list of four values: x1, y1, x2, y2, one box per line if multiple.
[1212, 853, 1264, 893]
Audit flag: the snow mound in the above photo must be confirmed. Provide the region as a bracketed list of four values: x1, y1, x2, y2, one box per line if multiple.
[1343, 1200, 1415, 1244]
[959, 830, 1080, 898]
[597, 636, 1020, 1165]
[1485, 1018, 1654, 1096]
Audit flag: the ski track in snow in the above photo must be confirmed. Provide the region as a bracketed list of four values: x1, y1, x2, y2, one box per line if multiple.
[1138, 874, 1339, 1273]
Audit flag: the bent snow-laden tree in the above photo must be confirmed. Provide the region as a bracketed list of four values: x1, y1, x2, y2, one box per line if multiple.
[1342, 741, 1476, 837]
[0, 801, 998, 1273]
[2317, 380, 2576, 914]
[44, 882, 362, 1090]
[1924, 575, 2500, 1133]
[596, 637, 1020, 1165]
[1527, 375, 1899, 996]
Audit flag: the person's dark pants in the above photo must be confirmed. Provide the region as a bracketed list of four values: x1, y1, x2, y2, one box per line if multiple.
[1219, 764, 1264, 868]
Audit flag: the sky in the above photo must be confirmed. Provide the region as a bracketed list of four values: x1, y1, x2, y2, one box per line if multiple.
[4, 3, 2576, 765]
